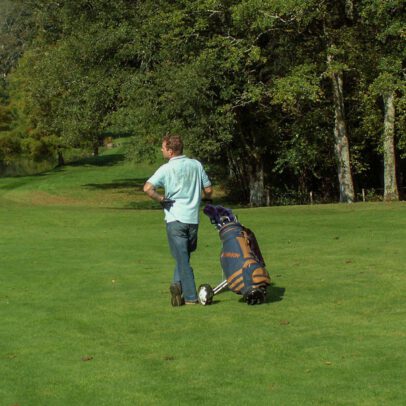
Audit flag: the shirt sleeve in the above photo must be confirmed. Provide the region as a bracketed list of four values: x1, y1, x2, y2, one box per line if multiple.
[147, 165, 166, 188]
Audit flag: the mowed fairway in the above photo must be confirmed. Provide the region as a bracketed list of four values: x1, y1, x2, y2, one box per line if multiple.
[1, 151, 405, 405]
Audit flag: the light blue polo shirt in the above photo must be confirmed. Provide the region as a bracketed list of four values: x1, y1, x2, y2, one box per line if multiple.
[147, 155, 211, 224]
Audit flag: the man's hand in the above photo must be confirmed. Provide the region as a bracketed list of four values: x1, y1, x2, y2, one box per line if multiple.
[202, 186, 213, 204]
[160, 198, 175, 210]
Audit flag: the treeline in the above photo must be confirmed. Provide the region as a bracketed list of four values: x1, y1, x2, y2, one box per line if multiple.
[0, 0, 405, 205]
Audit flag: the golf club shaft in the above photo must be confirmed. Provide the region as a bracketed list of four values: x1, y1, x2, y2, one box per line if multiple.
[213, 279, 228, 295]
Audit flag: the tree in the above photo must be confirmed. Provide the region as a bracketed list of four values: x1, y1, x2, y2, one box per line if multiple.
[8, 0, 138, 160]
[360, 0, 405, 201]
[118, 0, 337, 205]
[319, 0, 357, 203]
[1, 0, 404, 204]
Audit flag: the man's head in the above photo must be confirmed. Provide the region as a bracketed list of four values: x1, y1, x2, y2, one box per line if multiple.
[162, 134, 183, 159]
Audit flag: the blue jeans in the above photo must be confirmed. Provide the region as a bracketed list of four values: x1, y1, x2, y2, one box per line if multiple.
[166, 221, 198, 302]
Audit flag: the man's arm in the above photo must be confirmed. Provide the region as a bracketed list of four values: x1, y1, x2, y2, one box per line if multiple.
[203, 186, 213, 201]
[143, 182, 164, 203]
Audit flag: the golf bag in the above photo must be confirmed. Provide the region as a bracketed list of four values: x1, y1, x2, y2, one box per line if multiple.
[201, 205, 271, 304]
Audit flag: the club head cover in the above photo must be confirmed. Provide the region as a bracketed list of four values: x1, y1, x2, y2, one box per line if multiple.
[204, 204, 237, 228]
[198, 284, 214, 305]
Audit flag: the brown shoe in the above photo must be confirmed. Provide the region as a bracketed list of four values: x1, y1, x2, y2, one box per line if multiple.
[170, 283, 184, 307]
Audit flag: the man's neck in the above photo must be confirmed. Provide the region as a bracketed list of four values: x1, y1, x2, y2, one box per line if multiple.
[169, 154, 185, 160]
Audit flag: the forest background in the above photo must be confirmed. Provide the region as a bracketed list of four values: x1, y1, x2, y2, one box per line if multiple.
[0, 0, 405, 206]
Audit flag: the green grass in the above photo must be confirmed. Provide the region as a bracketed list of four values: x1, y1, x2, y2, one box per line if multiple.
[1, 145, 405, 405]
[0, 139, 164, 209]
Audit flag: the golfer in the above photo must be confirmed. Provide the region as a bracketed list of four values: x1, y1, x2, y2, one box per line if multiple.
[144, 134, 212, 306]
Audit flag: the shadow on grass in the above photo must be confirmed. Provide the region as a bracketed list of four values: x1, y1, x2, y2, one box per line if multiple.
[117, 198, 243, 211]
[84, 177, 148, 190]
[68, 153, 125, 167]
[123, 201, 161, 210]
[0, 154, 125, 184]
[267, 283, 286, 303]
[0, 179, 31, 190]
[0, 166, 60, 183]
[237, 283, 285, 305]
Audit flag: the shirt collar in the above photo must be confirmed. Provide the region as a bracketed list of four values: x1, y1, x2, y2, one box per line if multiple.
[169, 155, 186, 161]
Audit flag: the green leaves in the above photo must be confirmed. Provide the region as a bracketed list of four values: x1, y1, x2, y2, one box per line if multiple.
[231, 0, 317, 33]
[1, 0, 405, 203]
[270, 64, 321, 114]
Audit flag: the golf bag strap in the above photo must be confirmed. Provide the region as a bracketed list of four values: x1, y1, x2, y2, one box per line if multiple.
[236, 235, 251, 259]
[226, 259, 259, 293]
[241, 226, 266, 267]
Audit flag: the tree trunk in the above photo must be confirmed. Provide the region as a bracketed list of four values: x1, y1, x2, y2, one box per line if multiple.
[57, 150, 64, 166]
[227, 150, 250, 202]
[328, 56, 355, 203]
[345, 0, 354, 20]
[249, 158, 267, 207]
[383, 92, 399, 201]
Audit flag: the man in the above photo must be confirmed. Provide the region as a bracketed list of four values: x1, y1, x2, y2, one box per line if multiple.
[143, 134, 213, 306]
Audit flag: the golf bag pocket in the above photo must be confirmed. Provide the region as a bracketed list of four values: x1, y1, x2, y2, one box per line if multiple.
[220, 223, 271, 295]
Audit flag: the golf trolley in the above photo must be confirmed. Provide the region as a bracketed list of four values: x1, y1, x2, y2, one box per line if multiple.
[198, 205, 271, 305]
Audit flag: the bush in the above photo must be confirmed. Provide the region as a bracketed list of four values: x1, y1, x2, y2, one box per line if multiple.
[0, 133, 22, 165]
